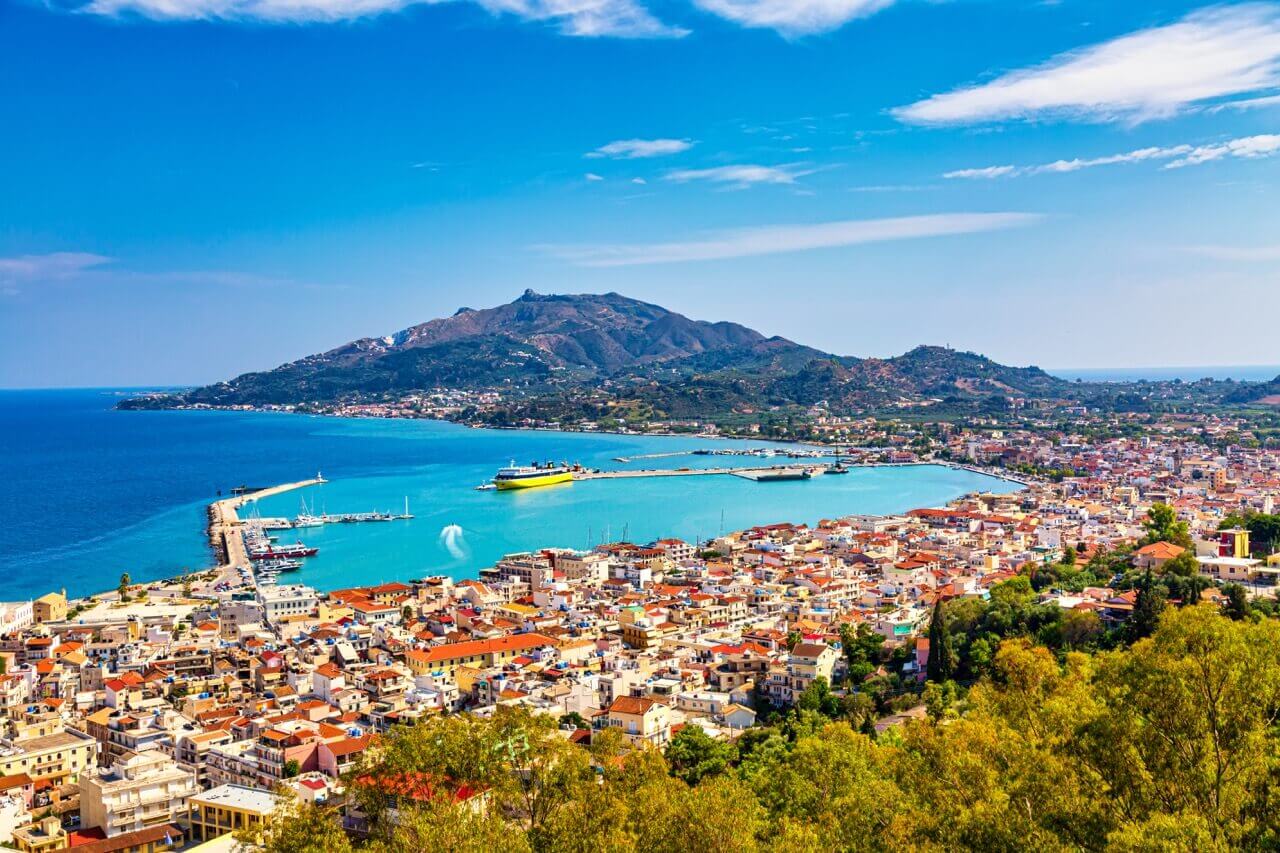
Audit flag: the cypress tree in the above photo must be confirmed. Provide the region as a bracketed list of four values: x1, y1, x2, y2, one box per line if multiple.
[927, 600, 954, 682]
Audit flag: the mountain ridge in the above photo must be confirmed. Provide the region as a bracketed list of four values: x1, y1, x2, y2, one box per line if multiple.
[119, 290, 1076, 414]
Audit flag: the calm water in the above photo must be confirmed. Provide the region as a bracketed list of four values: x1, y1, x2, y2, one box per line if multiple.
[0, 389, 1016, 600]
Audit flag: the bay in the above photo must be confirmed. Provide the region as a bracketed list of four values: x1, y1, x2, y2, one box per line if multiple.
[0, 389, 1016, 600]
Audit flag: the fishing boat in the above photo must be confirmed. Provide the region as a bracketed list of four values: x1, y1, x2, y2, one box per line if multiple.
[492, 461, 574, 490]
[258, 558, 302, 572]
[249, 541, 318, 560]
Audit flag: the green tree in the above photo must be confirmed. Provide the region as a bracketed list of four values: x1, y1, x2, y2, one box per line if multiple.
[558, 711, 588, 730]
[1143, 503, 1193, 548]
[117, 572, 131, 599]
[1223, 583, 1250, 621]
[1128, 570, 1167, 642]
[926, 601, 955, 682]
[283, 758, 300, 778]
[664, 725, 735, 785]
[247, 791, 352, 853]
[1162, 549, 1200, 577]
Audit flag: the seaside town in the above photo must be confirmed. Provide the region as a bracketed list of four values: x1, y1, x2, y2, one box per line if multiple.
[0, 410, 1278, 850]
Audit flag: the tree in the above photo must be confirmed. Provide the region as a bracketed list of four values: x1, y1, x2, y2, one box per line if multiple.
[923, 680, 957, 722]
[117, 573, 131, 599]
[247, 791, 352, 853]
[283, 758, 301, 778]
[1224, 583, 1250, 621]
[795, 676, 841, 718]
[1128, 570, 1167, 642]
[665, 724, 735, 785]
[1142, 503, 1192, 548]
[1060, 609, 1103, 649]
[1061, 546, 1076, 566]
[926, 601, 955, 682]
[368, 799, 530, 853]
[838, 622, 884, 685]
[1161, 549, 1199, 578]
[558, 711, 587, 730]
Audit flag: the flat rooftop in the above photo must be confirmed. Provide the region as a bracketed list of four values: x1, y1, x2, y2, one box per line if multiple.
[190, 784, 279, 815]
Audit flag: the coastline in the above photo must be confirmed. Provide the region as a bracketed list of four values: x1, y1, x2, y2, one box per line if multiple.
[62, 457, 1032, 609]
[44, 403, 1033, 606]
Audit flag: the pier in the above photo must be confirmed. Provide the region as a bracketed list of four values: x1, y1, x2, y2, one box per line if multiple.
[207, 476, 326, 577]
[575, 465, 825, 481]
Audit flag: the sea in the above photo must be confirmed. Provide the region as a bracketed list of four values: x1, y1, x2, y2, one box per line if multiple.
[0, 389, 1016, 601]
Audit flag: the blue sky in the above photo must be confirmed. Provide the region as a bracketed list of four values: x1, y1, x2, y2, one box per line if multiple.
[2, 0, 1279, 386]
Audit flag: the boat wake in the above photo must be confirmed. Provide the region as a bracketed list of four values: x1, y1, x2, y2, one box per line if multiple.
[439, 524, 467, 559]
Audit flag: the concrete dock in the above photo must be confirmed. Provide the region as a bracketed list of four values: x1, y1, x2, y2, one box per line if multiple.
[208, 477, 325, 577]
[575, 465, 823, 481]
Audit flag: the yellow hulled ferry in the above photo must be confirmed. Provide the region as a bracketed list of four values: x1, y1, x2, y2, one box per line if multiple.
[493, 461, 575, 490]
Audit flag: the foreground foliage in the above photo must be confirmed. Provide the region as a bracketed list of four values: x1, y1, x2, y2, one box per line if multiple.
[260, 605, 1280, 852]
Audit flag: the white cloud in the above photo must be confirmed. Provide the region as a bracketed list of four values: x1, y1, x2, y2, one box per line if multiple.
[690, 0, 895, 36]
[944, 135, 1280, 178]
[84, 0, 686, 37]
[664, 163, 811, 188]
[1165, 133, 1280, 167]
[1209, 93, 1280, 111]
[631, 177, 647, 184]
[584, 172, 605, 181]
[943, 165, 1018, 180]
[0, 253, 111, 293]
[896, 4, 1280, 124]
[1185, 244, 1280, 261]
[539, 212, 1042, 266]
[587, 138, 693, 159]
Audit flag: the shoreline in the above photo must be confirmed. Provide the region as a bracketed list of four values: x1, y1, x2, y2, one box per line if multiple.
[94, 461, 1026, 606]
[58, 407, 1035, 606]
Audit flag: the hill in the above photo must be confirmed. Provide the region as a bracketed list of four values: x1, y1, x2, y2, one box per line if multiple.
[119, 290, 1072, 416]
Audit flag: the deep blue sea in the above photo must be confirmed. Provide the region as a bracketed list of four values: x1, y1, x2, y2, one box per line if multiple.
[0, 389, 1014, 601]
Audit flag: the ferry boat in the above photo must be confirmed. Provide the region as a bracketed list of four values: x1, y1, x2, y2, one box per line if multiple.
[492, 461, 575, 490]
[753, 467, 814, 482]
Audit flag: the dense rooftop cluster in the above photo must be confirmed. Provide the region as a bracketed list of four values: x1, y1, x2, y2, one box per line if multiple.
[3, 418, 1280, 850]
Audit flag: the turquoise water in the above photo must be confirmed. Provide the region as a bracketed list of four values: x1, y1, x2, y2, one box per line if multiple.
[1, 389, 1016, 599]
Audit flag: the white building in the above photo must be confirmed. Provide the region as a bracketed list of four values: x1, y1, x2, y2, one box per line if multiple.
[257, 585, 318, 623]
[79, 751, 198, 837]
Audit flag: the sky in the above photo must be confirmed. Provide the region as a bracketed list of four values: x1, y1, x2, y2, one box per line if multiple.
[2, 0, 1279, 387]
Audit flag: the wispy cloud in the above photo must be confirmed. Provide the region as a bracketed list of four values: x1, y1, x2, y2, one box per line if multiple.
[584, 172, 605, 181]
[0, 252, 339, 296]
[896, 4, 1280, 125]
[1210, 93, 1280, 111]
[1165, 133, 1280, 167]
[690, 0, 896, 36]
[944, 166, 1019, 180]
[539, 212, 1043, 266]
[0, 253, 112, 295]
[944, 134, 1280, 178]
[1184, 244, 1280, 261]
[664, 163, 812, 188]
[587, 138, 693, 159]
[83, 0, 686, 37]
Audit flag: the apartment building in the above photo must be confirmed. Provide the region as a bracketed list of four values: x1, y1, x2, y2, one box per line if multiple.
[79, 751, 197, 838]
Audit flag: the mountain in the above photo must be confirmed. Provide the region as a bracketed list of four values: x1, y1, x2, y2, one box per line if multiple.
[119, 290, 1071, 415]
